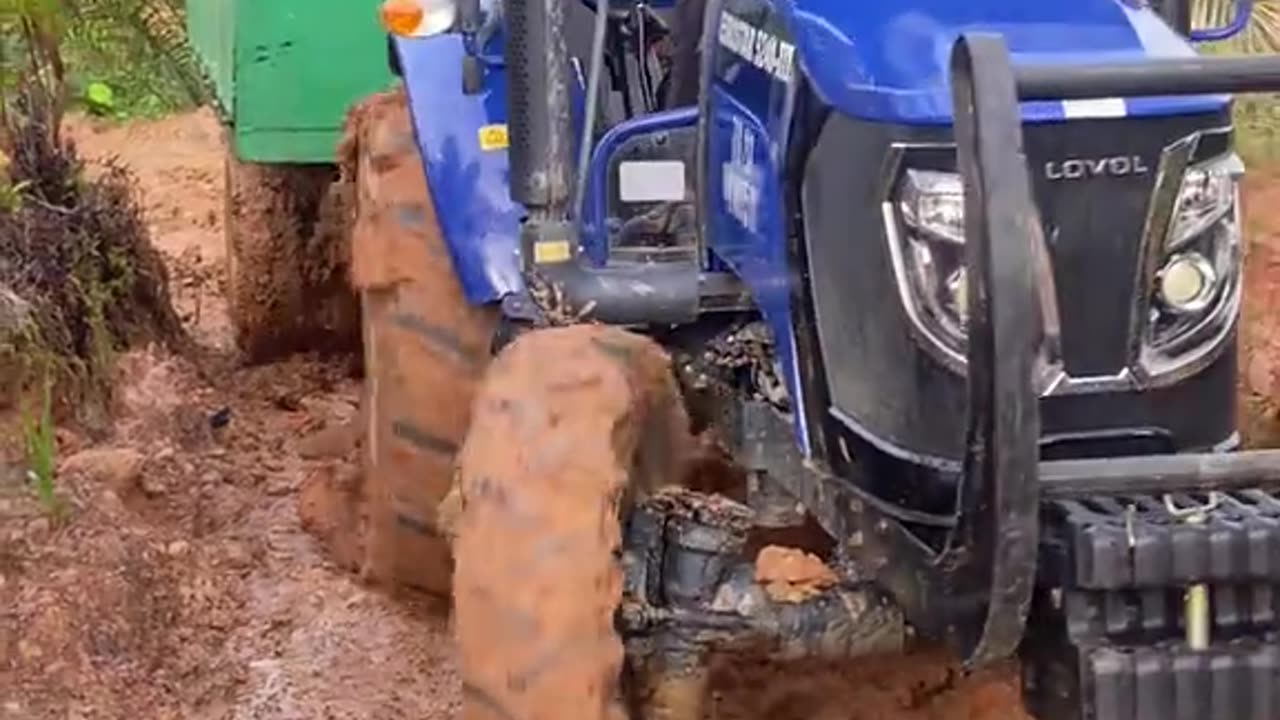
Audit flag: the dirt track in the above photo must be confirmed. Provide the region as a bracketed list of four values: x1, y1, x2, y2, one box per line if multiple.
[2, 108, 1278, 719]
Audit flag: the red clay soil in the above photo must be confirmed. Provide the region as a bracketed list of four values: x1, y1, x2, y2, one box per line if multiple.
[223, 153, 359, 363]
[1241, 164, 1280, 446]
[2, 111, 458, 720]
[2, 107, 1278, 720]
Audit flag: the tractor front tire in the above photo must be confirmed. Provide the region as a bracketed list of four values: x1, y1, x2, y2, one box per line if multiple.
[343, 89, 498, 595]
[223, 150, 358, 363]
[454, 325, 692, 720]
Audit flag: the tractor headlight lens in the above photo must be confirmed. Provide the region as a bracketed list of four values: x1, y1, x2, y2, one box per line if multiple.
[894, 169, 968, 358]
[1149, 154, 1243, 353]
[380, 0, 458, 37]
[1158, 252, 1217, 313]
[899, 169, 965, 245]
[1167, 161, 1238, 251]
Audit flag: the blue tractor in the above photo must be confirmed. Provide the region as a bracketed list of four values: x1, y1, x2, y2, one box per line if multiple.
[340, 0, 1280, 717]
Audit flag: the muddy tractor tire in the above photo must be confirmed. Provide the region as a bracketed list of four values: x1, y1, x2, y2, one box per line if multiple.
[224, 149, 359, 363]
[343, 89, 499, 595]
[453, 325, 692, 720]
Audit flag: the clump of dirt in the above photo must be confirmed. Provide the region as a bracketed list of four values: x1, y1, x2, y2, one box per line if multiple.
[0, 81, 185, 425]
[224, 156, 359, 364]
[754, 545, 838, 603]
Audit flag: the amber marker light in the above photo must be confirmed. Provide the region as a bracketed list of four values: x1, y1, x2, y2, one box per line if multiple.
[381, 0, 425, 36]
[381, 0, 459, 37]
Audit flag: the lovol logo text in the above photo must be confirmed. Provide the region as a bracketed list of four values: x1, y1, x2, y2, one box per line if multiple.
[1044, 155, 1150, 181]
[717, 11, 796, 84]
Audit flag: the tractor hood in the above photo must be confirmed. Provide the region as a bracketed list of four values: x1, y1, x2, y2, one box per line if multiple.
[779, 0, 1228, 124]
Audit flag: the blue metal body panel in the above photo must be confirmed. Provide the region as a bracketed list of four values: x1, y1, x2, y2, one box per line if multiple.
[778, 0, 1227, 125]
[397, 35, 524, 304]
[395, 0, 1225, 452]
[395, 34, 588, 304]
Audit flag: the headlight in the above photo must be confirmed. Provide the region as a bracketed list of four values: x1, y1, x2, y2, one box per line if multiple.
[893, 169, 968, 358]
[1157, 252, 1217, 314]
[380, 0, 458, 37]
[1167, 160, 1238, 251]
[1149, 153, 1243, 353]
[899, 169, 965, 245]
[887, 148, 1242, 383]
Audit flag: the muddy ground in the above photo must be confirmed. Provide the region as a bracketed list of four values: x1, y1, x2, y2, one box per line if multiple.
[1, 108, 1277, 719]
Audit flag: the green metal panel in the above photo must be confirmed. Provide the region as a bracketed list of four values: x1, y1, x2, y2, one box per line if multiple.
[185, 0, 396, 164]
[185, 0, 235, 117]
[231, 0, 398, 164]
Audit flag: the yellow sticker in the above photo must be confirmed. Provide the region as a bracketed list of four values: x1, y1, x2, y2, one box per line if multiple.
[478, 124, 509, 151]
[533, 240, 572, 264]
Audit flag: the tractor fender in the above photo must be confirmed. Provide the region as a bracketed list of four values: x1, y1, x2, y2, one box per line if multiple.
[390, 35, 525, 306]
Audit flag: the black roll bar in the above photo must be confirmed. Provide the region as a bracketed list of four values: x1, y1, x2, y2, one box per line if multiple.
[1016, 55, 1280, 101]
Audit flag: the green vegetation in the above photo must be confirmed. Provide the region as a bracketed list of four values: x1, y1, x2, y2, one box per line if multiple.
[1, 0, 206, 122]
[22, 373, 59, 517]
[0, 0, 187, 430]
[1196, 0, 1280, 162]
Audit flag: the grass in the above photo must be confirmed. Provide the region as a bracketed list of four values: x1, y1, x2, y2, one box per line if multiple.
[1199, 35, 1280, 165]
[1234, 94, 1280, 165]
[22, 374, 60, 517]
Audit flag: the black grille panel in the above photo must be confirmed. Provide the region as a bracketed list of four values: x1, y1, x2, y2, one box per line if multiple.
[1023, 111, 1230, 377]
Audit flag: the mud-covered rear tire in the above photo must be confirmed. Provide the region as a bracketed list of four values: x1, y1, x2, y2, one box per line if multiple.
[223, 149, 358, 363]
[454, 325, 691, 720]
[346, 89, 498, 594]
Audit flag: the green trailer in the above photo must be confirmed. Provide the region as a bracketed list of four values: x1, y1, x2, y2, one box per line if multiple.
[186, 0, 397, 360]
[187, 0, 396, 163]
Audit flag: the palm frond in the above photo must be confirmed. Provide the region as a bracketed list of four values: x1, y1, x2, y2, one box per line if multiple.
[1194, 0, 1280, 54]
[2, 0, 210, 122]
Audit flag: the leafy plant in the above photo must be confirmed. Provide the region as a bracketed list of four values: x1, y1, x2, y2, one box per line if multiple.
[83, 80, 115, 115]
[0, 177, 30, 211]
[61, 0, 208, 118]
[2, 0, 207, 124]
[0, 0, 70, 150]
[21, 372, 59, 517]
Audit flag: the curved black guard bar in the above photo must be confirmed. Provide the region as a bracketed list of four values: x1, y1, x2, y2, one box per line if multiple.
[922, 33, 1280, 668]
[929, 32, 1046, 667]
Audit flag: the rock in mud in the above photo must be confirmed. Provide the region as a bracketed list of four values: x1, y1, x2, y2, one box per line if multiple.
[296, 418, 360, 460]
[59, 447, 145, 495]
[298, 463, 366, 572]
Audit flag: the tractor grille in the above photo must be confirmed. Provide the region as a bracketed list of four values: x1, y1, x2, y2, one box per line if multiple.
[1022, 111, 1229, 377]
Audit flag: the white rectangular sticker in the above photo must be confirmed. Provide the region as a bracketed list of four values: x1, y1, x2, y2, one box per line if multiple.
[1062, 98, 1126, 119]
[618, 160, 687, 203]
